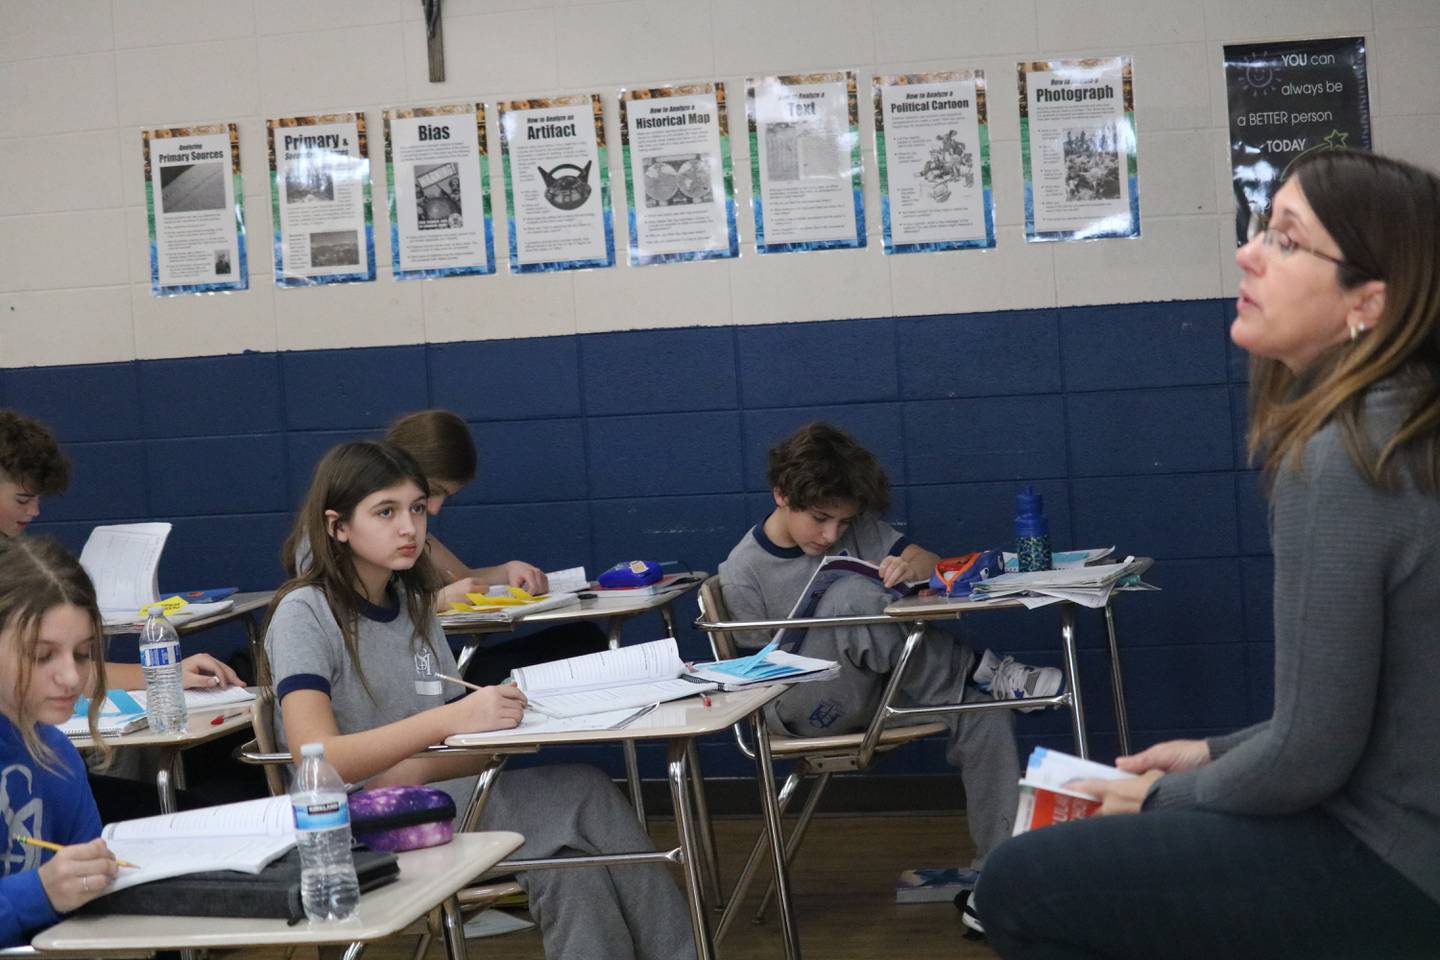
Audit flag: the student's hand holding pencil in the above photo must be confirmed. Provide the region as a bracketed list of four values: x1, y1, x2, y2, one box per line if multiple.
[35, 837, 119, 912]
[443, 675, 528, 732]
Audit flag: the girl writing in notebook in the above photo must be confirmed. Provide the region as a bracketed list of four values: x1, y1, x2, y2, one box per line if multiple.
[265, 441, 693, 960]
[381, 409, 607, 685]
[0, 537, 119, 946]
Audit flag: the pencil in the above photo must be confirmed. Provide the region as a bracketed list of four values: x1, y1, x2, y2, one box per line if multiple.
[17, 835, 139, 869]
[435, 673, 483, 693]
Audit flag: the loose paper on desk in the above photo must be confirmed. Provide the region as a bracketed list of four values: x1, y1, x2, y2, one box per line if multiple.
[968, 558, 1145, 608]
[79, 523, 171, 623]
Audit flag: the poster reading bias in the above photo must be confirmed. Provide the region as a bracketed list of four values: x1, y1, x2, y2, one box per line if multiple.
[143, 123, 247, 295]
[267, 112, 376, 286]
[874, 71, 994, 254]
[384, 103, 495, 280]
[1224, 37, 1370, 245]
[499, 94, 614, 273]
[1018, 57, 1140, 242]
[619, 83, 738, 266]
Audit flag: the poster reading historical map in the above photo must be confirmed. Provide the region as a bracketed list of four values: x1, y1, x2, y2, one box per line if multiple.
[619, 83, 738, 266]
[748, 71, 865, 253]
[874, 71, 994, 254]
[1224, 37, 1370, 245]
[384, 103, 495, 279]
[498, 93, 614, 273]
[1018, 57, 1140, 242]
[267, 112, 376, 285]
[143, 122, 247, 295]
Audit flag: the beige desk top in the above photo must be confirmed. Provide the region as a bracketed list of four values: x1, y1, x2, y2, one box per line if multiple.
[444, 686, 783, 748]
[32, 831, 524, 953]
[440, 574, 706, 635]
[67, 699, 254, 751]
[103, 591, 274, 637]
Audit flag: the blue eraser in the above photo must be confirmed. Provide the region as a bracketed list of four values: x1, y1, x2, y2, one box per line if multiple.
[598, 560, 663, 587]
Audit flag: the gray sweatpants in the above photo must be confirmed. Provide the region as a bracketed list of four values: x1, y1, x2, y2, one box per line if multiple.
[438, 764, 694, 960]
[769, 576, 1020, 865]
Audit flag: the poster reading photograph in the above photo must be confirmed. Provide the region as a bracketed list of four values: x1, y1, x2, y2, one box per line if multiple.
[747, 71, 865, 253]
[384, 103, 495, 280]
[873, 71, 994, 254]
[1224, 37, 1370, 245]
[618, 83, 738, 266]
[266, 112, 375, 286]
[498, 93, 614, 273]
[1018, 57, 1139, 242]
[143, 122, 247, 295]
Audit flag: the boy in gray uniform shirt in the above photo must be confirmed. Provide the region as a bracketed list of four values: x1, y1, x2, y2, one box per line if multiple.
[719, 423, 1061, 883]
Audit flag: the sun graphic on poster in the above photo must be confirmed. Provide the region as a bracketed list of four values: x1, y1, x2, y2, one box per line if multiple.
[1238, 64, 1278, 96]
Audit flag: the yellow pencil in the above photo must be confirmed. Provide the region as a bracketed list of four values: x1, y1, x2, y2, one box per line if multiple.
[17, 834, 139, 869]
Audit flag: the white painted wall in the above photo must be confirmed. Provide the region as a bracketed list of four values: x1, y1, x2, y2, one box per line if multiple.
[1, 0, 1436, 368]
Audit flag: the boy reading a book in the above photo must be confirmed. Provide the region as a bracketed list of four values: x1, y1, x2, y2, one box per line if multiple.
[718, 422, 1061, 902]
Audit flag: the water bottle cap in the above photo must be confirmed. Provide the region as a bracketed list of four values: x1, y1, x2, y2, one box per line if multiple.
[1015, 484, 1044, 515]
[300, 742, 325, 759]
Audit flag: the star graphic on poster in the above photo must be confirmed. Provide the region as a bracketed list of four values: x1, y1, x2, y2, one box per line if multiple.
[1321, 130, 1350, 149]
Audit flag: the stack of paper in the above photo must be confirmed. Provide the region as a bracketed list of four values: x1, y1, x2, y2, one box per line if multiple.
[968, 557, 1148, 609]
[442, 589, 580, 625]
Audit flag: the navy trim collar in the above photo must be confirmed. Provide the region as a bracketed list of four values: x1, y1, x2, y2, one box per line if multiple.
[357, 584, 401, 623]
[751, 521, 804, 559]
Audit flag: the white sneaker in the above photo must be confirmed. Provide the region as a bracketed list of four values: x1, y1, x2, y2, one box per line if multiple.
[956, 889, 986, 939]
[972, 649, 1064, 713]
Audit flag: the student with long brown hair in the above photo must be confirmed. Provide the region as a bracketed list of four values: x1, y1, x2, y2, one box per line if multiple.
[267, 441, 692, 960]
[0, 537, 119, 946]
[977, 151, 1440, 958]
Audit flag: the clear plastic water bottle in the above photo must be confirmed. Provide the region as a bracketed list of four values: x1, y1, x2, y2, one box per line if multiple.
[1014, 485, 1053, 573]
[291, 742, 359, 922]
[138, 610, 187, 733]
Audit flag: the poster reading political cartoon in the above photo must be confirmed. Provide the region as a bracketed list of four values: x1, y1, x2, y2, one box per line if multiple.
[1224, 37, 1370, 245]
[747, 71, 865, 253]
[143, 122, 247, 295]
[874, 71, 994, 254]
[384, 103, 495, 280]
[267, 112, 376, 285]
[619, 83, 738, 266]
[498, 94, 614, 273]
[1018, 57, 1139, 242]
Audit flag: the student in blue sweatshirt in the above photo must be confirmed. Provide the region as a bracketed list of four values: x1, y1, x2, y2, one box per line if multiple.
[0, 536, 118, 946]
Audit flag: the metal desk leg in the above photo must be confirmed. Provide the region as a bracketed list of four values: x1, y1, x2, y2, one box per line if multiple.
[1104, 604, 1132, 757]
[609, 617, 648, 828]
[454, 637, 482, 678]
[155, 747, 181, 815]
[667, 739, 715, 960]
[1059, 605, 1090, 759]
[685, 740, 724, 911]
[753, 712, 801, 960]
[459, 754, 510, 832]
[440, 895, 471, 960]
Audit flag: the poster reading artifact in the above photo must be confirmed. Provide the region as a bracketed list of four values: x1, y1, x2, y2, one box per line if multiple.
[619, 83, 738, 266]
[267, 112, 376, 285]
[873, 71, 994, 254]
[143, 123, 247, 295]
[1224, 37, 1370, 245]
[498, 93, 614, 273]
[747, 71, 865, 253]
[1018, 57, 1139, 242]
[384, 103, 495, 280]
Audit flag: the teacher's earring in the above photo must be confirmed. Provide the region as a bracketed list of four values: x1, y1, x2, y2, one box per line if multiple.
[1349, 320, 1369, 342]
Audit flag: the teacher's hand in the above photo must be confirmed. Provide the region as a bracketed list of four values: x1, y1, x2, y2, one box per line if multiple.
[1067, 770, 1163, 817]
[1116, 738, 1211, 775]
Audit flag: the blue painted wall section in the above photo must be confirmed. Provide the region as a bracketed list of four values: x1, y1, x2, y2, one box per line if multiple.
[10, 296, 1275, 778]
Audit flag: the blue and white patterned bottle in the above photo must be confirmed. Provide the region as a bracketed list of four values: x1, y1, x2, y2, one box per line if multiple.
[1014, 486, 1052, 573]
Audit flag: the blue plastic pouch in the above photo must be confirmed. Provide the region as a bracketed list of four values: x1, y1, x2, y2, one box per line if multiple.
[598, 560, 663, 588]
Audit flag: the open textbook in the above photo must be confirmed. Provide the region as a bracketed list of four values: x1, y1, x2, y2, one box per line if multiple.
[78, 523, 170, 624]
[99, 795, 296, 894]
[1012, 747, 1132, 835]
[774, 554, 929, 650]
[510, 637, 837, 718]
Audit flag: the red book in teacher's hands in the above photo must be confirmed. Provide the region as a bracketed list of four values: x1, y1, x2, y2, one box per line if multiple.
[1013, 780, 1102, 835]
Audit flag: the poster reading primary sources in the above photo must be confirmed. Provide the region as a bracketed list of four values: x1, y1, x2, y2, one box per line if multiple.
[143, 122, 247, 295]
[267, 112, 376, 286]
[1018, 57, 1139, 242]
[499, 93, 614, 274]
[873, 71, 994, 254]
[619, 83, 738, 266]
[384, 103, 495, 280]
[748, 71, 865, 253]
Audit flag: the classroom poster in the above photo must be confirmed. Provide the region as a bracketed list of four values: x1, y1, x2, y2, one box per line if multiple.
[384, 103, 495, 280]
[142, 123, 247, 295]
[266, 112, 376, 286]
[618, 83, 738, 266]
[1018, 57, 1140, 242]
[873, 71, 994, 254]
[747, 71, 865, 253]
[498, 93, 614, 273]
[1223, 37, 1370, 245]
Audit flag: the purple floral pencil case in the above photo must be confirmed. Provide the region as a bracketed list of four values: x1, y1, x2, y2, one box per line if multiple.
[349, 785, 456, 852]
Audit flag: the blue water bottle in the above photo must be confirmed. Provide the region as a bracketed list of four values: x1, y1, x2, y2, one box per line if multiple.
[1014, 486, 1052, 572]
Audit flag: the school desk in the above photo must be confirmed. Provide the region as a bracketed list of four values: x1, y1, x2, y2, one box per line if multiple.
[32, 831, 524, 960]
[443, 687, 800, 960]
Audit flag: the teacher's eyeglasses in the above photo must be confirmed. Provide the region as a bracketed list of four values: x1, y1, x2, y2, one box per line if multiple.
[1246, 211, 1353, 270]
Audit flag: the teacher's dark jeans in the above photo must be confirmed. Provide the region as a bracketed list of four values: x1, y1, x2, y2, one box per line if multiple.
[977, 807, 1440, 960]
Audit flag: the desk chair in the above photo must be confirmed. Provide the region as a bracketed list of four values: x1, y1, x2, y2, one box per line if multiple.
[695, 575, 947, 936]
